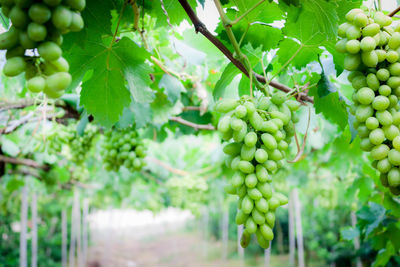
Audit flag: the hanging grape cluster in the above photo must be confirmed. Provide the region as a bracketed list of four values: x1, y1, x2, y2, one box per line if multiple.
[100, 128, 146, 172]
[0, 0, 85, 98]
[39, 123, 97, 165]
[216, 92, 300, 248]
[336, 9, 400, 195]
[166, 175, 208, 216]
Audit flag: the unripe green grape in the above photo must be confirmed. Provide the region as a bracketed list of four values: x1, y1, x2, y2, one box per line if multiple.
[344, 54, 361, 71]
[346, 25, 361, 40]
[38, 42, 62, 61]
[268, 197, 280, 211]
[379, 85, 391, 97]
[232, 126, 247, 142]
[375, 49, 386, 62]
[383, 124, 399, 141]
[355, 105, 374, 122]
[380, 31, 391, 46]
[372, 95, 390, 111]
[27, 76, 45, 93]
[65, 0, 86, 11]
[374, 11, 391, 27]
[48, 57, 70, 72]
[389, 95, 398, 108]
[363, 23, 380, 36]
[354, 12, 368, 27]
[338, 23, 351, 38]
[241, 145, 256, 161]
[255, 149, 268, 163]
[376, 110, 393, 126]
[235, 210, 248, 224]
[245, 173, 258, 188]
[348, 71, 363, 83]
[357, 125, 370, 138]
[345, 39, 360, 54]
[369, 128, 385, 145]
[28, 4, 51, 24]
[240, 230, 251, 248]
[389, 62, 400, 76]
[386, 50, 399, 63]
[52, 6, 73, 30]
[360, 138, 374, 151]
[242, 196, 254, 215]
[393, 136, 400, 150]
[377, 158, 391, 174]
[345, 8, 364, 22]
[249, 188, 263, 201]
[362, 51, 378, 67]
[371, 144, 390, 160]
[366, 117, 379, 130]
[377, 69, 390, 82]
[238, 161, 254, 174]
[388, 77, 400, 89]
[27, 22, 47, 41]
[366, 74, 380, 91]
[235, 105, 247, 118]
[223, 142, 241, 156]
[230, 117, 244, 131]
[70, 12, 84, 32]
[352, 76, 368, 90]
[360, 37, 376, 52]
[218, 115, 232, 133]
[46, 72, 72, 91]
[3, 56, 26, 77]
[388, 168, 400, 186]
[9, 6, 28, 29]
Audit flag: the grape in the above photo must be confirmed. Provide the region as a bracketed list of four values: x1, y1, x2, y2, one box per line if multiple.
[101, 127, 146, 172]
[217, 94, 299, 248]
[338, 8, 400, 194]
[0, 0, 86, 98]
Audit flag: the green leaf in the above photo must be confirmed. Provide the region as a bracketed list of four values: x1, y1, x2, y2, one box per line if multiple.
[340, 227, 360, 241]
[0, 8, 10, 29]
[238, 75, 250, 96]
[0, 137, 20, 157]
[333, 0, 362, 22]
[149, 0, 198, 27]
[277, 38, 322, 69]
[284, 0, 338, 45]
[310, 71, 348, 129]
[213, 63, 241, 100]
[6, 178, 24, 192]
[373, 242, 395, 267]
[159, 74, 185, 103]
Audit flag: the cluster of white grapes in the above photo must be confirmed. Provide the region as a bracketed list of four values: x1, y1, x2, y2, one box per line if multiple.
[216, 92, 300, 248]
[336, 8, 400, 195]
[0, 0, 85, 98]
[100, 128, 146, 172]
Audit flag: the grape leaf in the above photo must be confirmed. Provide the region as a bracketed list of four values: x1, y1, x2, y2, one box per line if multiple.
[149, 0, 198, 27]
[310, 72, 348, 129]
[213, 63, 241, 100]
[333, 0, 363, 22]
[159, 74, 186, 104]
[340, 227, 360, 241]
[277, 38, 322, 69]
[225, 0, 285, 23]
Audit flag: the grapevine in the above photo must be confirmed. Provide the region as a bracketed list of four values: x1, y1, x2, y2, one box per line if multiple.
[100, 127, 147, 173]
[337, 8, 400, 195]
[216, 92, 300, 248]
[0, 0, 85, 98]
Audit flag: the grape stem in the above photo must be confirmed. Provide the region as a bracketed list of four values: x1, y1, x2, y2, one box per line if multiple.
[148, 157, 190, 176]
[170, 116, 215, 130]
[389, 6, 400, 17]
[177, 0, 314, 103]
[287, 107, 311, 163]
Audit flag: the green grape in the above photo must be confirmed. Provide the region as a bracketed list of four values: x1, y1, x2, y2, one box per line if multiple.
[216, 99, 238, 113]
[46, 72, 71, 91]
[27, 22, 47, 41]
[28, 4, 51, 24]
[344, 54, 361, 71]
[0, 27, 19, 49]
[3, 56, 26, 77]
[361, 51, 378, 67]
[9, 5, 28, 28]
[52, 6, 72, 30]
[27, 76, 45, 93]
[38, 42, 62, 61]
[70, 12, 84, 32]
[360, 37, 376, 52]
[356, 87, 375, 104]
[65, 0, 85, 11]
[362, 23, 380, 36]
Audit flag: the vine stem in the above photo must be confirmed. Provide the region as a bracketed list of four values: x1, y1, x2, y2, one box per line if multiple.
[389, 6, 400, 17]
[177, 0, 313, 103]
[170, 116, 215, 130]
[229, 0, 266, 26]
[0, 155, 49, 170]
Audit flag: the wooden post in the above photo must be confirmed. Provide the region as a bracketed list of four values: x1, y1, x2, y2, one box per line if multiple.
[351, 212, 362, 267]
[288, 190, 296, 267]
[76, 196, 82, 267]
[293, 189, 305, 267]
[82, 199, 89, 266]
[202, 208, 209, 258]
[237, 224, 244, 264]
[264, 243, 271, 267]
[62, 209, 68, 267]
[221, 207, 229, 260]
[69, 190, 79, 267]
[31, 193, 38, 267]
[20, 185, 28, 267]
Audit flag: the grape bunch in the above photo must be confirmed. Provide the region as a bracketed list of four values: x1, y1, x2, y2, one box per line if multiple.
[166, 175, 208, 216]
[0, 0, 85, 98]
[336, 8, 400, 195]
[216, 92, 300, 248]
[100, 128, 146, 172]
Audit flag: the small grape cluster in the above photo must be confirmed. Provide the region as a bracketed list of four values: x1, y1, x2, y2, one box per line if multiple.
[101, 128, 146, 172]
[0, 0, 86, 98]
[216, 92, 300, 248]
[67, 124, 96, 165]
[336, 8, 400, 195]
[166, 175, 208, 215]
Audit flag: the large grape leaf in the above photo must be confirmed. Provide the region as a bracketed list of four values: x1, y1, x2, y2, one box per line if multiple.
[333, 0, 363, 22]
[310, 71, 348, 129]
[213, 63, 241, 100]
[63, 0, 154, 127]
[149, 0, 198, 27]
[159, 74, 185, 103]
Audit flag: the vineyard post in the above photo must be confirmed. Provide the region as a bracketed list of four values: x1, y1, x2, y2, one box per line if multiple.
[69, 191, 79, 267]
[62, 209, 68, 267]
[351, 212, 362, 267]
[288, 190, 296, 267]
[293, 189, 305, 267]
[237, 224, 244, 264]
[264, 244, 271, 267]
[202, 207, 209, 258]
[31, 192, 38, 267]
[82, 199, 89, 266]
[20, 185, 28, 267]
[221, 205, 229, 260]
[76, 194, 83, 267]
